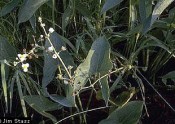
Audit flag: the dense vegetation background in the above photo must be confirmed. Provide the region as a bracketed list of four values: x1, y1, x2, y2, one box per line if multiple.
[0, 0, 175, 123]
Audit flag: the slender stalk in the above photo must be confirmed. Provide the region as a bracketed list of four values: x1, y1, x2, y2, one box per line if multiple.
[70, 108, 75, 124]
[55, 106, 111, 124]
[85, 89, 94, 111]
[52, 0, 55, 29]
[41, 25, 72, 79]
[137, 69, 175, 112]
[77, 94, 87, 124]
[75, 103, 82, 124]
[81, 67, 124, 91]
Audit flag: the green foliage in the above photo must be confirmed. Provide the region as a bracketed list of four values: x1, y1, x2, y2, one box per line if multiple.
[24, 95, 62, 122]
[0, 0, 175, 123]
[0, 36, 16, 60]
[73, 36, 112, 94]
[18, 0, 49, 23]
[99, 101, 143, 124]
[0, 0, 20, 17]
[142, 0, 174, 33]
[101, 0, 124, 14]
[42, 32, 74, 88]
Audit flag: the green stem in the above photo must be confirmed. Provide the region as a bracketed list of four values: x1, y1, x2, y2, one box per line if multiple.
[85, 89, 94, 111]
[55, 106, 111, 124]
[77, 94, 87, 124]
[52, 0, 55, 29]
[70, 108, 75, 124]
[41, 26, 72, 79]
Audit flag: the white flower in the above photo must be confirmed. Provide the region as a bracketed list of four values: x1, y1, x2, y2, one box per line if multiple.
[40, 23, 45, 27]
[22, 63, 29, 72]
[13, 61, 18, 66]
[18, 54, 28, 62]
[48, 46, 54, 52]
[61, 46, 66, 51]
[40, 35, 44, 38]
[49, 28, 54, 33]
[52, 54, 57, 59]
[38, 17, 42, 22]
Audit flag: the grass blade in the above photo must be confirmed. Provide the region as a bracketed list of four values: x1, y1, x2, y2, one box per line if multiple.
[1, 61, 8, 113]
[16, 70, 27, 117]
[9, 73, 16, 113]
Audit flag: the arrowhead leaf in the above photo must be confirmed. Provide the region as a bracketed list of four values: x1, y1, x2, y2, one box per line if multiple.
[18, 0, 49, 23]
[73, 36, 112, 95]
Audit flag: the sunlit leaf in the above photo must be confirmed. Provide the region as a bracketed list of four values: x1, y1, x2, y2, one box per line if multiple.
[73, 36, 112, 94]
[142, 0, 174, 33]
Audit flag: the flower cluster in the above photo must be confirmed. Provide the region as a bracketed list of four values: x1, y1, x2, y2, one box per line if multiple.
[14, 53, 30, 72]
[38, 16, 73, 85]
[13, 42, 42, 72]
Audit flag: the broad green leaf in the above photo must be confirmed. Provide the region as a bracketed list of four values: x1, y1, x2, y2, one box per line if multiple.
[0, 36, 17, 60]
[48, 94, 75, 107]
[139, 0, 152, 23]
[101, 0, 124, 14]
[18, 0, 49, 23]
[24, 95, 62, 122]
[99, 101, 143, 124]
[42, 32, 75, 88]
[24, 95, 62, 111]
[0, 0, 20, 17]
[73, 36, 112, 94]
[1, 62, 8, 113]
[44, 79, 75, 107]
[142, 0, 174, 33]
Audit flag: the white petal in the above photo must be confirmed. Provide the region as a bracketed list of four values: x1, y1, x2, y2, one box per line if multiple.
[49, 28, 54, 33]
